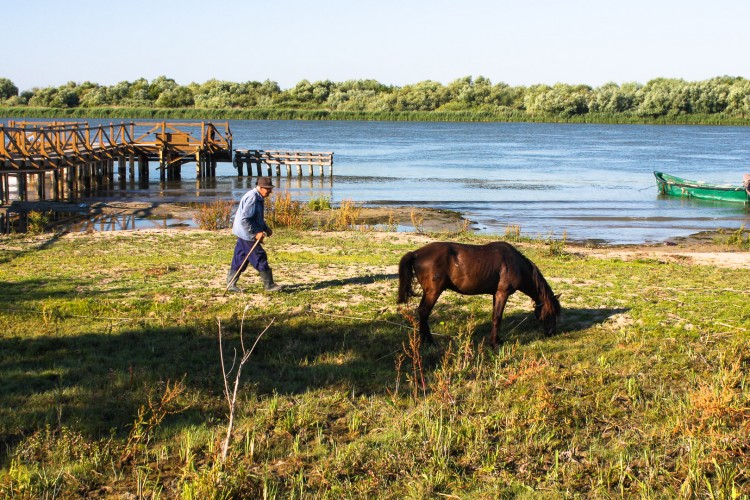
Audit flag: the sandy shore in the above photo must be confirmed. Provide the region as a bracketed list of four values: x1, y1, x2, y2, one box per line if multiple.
[5, 200, 750, 269]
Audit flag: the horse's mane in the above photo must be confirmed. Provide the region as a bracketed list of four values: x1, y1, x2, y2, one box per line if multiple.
[507, 244, 561, 318]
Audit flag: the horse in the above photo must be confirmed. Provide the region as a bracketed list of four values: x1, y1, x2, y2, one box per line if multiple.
[397, 241, 561, 348]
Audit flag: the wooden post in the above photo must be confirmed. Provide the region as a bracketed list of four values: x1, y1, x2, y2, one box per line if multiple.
[19, 172, 27, 201]
[118, 156, 126, 181]
[234, 151, 243, 176]
[83, 162, 92, 193]
[160, 155, 166, 182]
[67, 164, 76, 200]
[37, 171, 45, 201]
[53, 169, 60, 201]
[129, 154, 135, 179]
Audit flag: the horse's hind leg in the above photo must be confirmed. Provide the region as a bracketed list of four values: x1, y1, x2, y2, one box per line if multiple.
[417, 289, 442, 345]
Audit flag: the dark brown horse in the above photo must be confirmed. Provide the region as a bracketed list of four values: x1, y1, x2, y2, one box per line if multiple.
[397, 241, 561, 348]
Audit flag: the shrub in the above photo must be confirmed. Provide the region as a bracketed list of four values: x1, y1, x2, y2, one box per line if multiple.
[192, 199, 234, 230]
[266, 191, 306, 229]
[307, 196, 332, 211]
[27, 211, 50, 234]
[723, 225, 750, 249]
[321, 199, 362, 231]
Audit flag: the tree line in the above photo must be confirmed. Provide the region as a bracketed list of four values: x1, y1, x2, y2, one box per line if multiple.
[2, 75, 750, 122]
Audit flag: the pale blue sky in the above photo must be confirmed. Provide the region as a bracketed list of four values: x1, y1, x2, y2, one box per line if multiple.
[5, 0, 749, 92]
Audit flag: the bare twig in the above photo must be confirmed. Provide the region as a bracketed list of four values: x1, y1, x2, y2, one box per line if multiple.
[218, 305, 274, 462]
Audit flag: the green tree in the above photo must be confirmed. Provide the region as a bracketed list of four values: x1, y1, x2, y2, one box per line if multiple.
[27, 82, 80, 108]
[0, 78, 18, 100]
[148, 76, 180, 101]
[394, 80, 449, 111]
[726, 78, 750, 115]
[123, 78, 152, 106]
[588, 82, 641, 113]
[636, 78, 689, 117]
[155, 86, 194, 107]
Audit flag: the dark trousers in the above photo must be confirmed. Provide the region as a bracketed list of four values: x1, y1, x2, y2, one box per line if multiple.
[231, 238, 270, 273]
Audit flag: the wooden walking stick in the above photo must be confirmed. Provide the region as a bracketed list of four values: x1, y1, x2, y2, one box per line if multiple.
[223, 236, 263, 297]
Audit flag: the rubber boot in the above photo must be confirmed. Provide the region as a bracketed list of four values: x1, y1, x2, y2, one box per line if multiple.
[259, 269, 283, 292]
[226, 269, 242, 293]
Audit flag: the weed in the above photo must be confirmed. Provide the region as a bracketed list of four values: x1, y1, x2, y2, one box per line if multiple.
[399, 309, 426, 400]
[546, 230, 567, 256]
[504, 224, 522, 241]
[121, 378, 189, 465]
[266, 191, 306, 229]
[383, 210, 399, 232]
[192, 199, 234, 230]
[27, 210, 50, 234]
[321, 198, 362, 230]
[722, 225, 750, 249]
[307, 195, 332, 211]
[410, 208, 425, 233]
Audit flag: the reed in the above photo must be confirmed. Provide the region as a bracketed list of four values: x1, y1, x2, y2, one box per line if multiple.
[4, 107, 750, 125]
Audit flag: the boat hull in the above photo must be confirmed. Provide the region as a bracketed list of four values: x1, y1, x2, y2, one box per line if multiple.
[654, 171, 749, 205]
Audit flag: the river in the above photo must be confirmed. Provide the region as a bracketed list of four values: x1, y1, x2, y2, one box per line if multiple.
[4, 118, 750, 244]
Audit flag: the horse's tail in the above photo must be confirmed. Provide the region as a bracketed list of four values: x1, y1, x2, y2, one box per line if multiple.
[397, 251, 417, 304]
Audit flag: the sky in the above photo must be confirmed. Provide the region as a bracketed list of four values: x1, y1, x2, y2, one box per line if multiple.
[4, 0, 750, 92]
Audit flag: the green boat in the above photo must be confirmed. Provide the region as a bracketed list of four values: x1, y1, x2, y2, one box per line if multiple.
[654, 171, 750, 205]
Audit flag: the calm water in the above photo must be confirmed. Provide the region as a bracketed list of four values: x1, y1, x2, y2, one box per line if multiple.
[6, 118, 750, 244]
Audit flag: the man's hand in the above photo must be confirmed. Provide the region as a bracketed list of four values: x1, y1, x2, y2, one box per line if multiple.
[255, 231, 266, 241]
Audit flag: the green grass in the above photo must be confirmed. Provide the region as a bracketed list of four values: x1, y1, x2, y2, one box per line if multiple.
[0, 228, 748, 497]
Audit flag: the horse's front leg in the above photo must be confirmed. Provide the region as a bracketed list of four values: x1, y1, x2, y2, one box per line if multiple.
[491, 291, 509, 349]
[417, 290, 441, 345]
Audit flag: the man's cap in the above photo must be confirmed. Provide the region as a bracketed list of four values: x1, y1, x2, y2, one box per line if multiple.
[256, 177, 274, 188]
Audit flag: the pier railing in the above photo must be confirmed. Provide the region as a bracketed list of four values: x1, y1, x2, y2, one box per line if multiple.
[0, 121, 233, 202]
[0, 121, 232, 170]
[234, 149, 333, 177]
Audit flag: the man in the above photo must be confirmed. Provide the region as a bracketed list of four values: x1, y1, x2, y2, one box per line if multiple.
[226, 177, 283, 292]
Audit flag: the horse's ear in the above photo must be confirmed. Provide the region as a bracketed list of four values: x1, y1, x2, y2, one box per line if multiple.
[555, 293, 562, 300]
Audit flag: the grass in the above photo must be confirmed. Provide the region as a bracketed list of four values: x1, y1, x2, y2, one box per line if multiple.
[0, 227, 748, 497]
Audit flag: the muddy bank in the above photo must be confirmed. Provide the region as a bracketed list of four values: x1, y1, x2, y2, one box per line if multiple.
[4, 201, 750, 269]
[3, 200, 469, 234]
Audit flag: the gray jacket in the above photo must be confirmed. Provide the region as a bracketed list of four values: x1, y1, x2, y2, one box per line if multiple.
[232, 188, 270, 241]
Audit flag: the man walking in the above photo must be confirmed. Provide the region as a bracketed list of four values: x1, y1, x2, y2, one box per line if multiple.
[226, 177, 283, 292]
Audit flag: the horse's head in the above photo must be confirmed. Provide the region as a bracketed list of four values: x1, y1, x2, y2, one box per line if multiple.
[534, 293, 561, 336]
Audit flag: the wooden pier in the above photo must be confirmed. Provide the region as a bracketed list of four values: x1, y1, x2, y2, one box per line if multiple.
[0, 121, 232, 203]
[234, 150, 333, 177]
